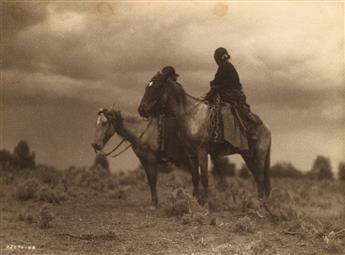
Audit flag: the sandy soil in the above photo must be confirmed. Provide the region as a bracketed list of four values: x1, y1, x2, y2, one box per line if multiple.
[0, 167, 344, 255]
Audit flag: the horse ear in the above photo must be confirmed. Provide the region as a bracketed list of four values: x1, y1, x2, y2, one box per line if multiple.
[98, 108, 105, 114]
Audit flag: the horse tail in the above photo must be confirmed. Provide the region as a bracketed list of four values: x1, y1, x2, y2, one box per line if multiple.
[263, 138, 271, 199]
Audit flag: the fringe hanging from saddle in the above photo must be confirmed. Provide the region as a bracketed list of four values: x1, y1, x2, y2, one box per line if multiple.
[208, 94, 223, 143]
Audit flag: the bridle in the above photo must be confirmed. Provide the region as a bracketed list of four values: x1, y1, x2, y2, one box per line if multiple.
[96, 109, 152, 158]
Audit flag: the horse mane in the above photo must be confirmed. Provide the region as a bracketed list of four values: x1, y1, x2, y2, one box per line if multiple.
[106, 109, 149, 133]
[167, 79, 204, 111]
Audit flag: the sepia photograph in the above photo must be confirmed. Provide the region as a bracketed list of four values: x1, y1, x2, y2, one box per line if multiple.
[0, 1, 344, 254]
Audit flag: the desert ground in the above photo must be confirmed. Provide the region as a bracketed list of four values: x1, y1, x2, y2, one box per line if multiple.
[0, 164, 344, 255]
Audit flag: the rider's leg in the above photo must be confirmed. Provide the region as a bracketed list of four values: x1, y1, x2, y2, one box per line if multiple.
[157, 114, 169, 163]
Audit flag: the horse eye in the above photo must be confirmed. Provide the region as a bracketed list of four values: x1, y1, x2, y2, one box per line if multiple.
[148, 81, 154, 87]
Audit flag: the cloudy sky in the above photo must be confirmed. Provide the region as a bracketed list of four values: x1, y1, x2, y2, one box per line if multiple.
[1, 1, 344, 172]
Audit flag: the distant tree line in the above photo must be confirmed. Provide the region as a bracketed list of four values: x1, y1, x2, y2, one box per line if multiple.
[1, 141, 344, 181]
[0, 140, 111, 173]
[0, 140, 36, 170]
[212, 154, 345, 181]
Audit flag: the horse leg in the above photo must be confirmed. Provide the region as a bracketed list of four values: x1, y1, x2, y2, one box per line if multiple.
[198, 147, 208, 204]
[246, 127, 272, 201]
[242, 152, 265, 200]
[263, 141, 271, 199]
[191, 160, 200, 199]
[139, 157, 158, 206]
[186, 151, 200, 199]
[210, 152, 219, 176]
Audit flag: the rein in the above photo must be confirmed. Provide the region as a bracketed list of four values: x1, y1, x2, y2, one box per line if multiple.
[101, 117, 152, 158]
[162, 92, 205, 119]
[102, 138, 126, 157]
[111, 119, 152, 158]
[185, 92, 204, 102]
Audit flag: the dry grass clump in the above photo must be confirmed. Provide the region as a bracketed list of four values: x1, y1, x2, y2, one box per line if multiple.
[244, 239, 269, 255]
[106, 178, 118, 190]
[212, 238, 269, 255]
[324, 238, 344, 254]
[15, 178, 40, 201]
[280, 211, 345, 254]
[165, 170, 190, 189]
[233, 216, 256, 234]
[282, 217, 334, 239]
[163, 188, 208, 224]
[275, 204, 299, 221]
[108, 185, 130, 200]
[68, 231, 118, 241]
[12, 167, 69, 203]
[327, 240, 344, 254]
[322, 222, 345, 253]
[118, 169, 145, 186]
[61, 166, 82, 187]
[38, 204, 54, 229]
[35, 165, 61, 188]
[58, 165, 144, 199]
[164, 193, 190, 218]
[180, 211, 215, 226]
[267, 187, 301, 221]
[1, 171, 15, 185]
[8, 163, 146, 203]
[90, 181, 106, 192]
[63, 166, 107, 189]
[208, 178, 258, 213]
[208, 191, 231, 212]
[17, 207, 34, 224]
[38, 186, 68, 204]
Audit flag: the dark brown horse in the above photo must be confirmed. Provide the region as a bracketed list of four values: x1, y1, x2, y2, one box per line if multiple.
[138, 72, 272, 201]
[92, 108, 205, 206]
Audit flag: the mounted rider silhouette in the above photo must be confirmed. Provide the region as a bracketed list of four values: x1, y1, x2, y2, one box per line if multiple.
[156, 66, 180, 163]
[205, 47, 262, 156]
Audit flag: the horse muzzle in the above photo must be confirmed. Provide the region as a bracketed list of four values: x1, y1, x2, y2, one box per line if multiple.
[138, 104, 148, 117]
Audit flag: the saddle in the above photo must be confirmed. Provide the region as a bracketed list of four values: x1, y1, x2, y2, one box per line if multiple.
[208, 91, 262, 151]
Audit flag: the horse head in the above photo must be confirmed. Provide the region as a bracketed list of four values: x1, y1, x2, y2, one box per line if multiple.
[138, 72, 186, 118]
[92, 108, 123, 152]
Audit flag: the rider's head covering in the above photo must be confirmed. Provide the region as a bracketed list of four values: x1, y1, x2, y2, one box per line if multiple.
[214, 47, 230, 65]
[161, 66, 179, 80]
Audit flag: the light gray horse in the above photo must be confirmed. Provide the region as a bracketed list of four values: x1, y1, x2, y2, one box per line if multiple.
[138, 72, 272, 201]
[92, 108, 206, 205]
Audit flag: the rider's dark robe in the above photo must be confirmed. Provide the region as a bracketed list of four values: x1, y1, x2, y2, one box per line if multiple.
[207, 61, 261, 140]
[210, 61, 242, 91]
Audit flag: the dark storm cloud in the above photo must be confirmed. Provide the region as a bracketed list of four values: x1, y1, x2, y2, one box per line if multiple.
[1, 2, 343, 169]
[249, 82, 343, 110]
[3, 2, 342, 105]
[1, 5, 105, 80]
[2, 1, 208, 81]
[0, 1, 49, 38]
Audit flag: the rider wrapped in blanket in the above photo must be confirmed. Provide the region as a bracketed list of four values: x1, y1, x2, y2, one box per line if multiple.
[156, 65, 180, 163]
[205, 47, 262, 150]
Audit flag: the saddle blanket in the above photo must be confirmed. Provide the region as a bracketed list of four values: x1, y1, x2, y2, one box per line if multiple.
[210, 103, 249, 151]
